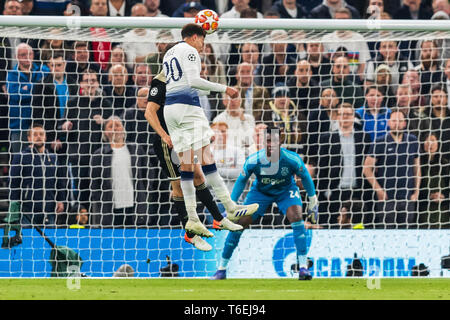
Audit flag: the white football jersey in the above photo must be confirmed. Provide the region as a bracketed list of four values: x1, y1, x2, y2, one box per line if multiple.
[163, 41, 226, 107]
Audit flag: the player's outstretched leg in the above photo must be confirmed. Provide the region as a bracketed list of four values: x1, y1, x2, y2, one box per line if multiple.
[194, 179, 242, 232]
[180, 171, 213, 238]
[172, 195, 212, 251]
[201, 163, 258, 221]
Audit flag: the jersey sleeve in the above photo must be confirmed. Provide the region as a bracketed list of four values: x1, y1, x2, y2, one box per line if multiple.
[147, 79, 166, 106]
[183, 46, 227, 93]
[230, 156, 255, 202]
[293, 153, 316, 197]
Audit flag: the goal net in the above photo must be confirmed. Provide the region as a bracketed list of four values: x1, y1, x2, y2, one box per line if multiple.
[0, 16, 449, 278]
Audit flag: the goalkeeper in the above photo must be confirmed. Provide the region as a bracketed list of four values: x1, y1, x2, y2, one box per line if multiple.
[212, 125, 318, 280]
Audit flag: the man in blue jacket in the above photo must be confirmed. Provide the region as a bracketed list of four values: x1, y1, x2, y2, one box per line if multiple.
[7, 43, 49, 154]
[9, 123, 67, 226]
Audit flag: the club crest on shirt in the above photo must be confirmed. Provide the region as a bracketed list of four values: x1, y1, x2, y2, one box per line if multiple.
[281, 167, 289, 177]
[150, 87, 158, 96]
[188, 53, 196, 61]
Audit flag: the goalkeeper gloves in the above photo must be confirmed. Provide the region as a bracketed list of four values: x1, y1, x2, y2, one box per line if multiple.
[305, 195, 318, 224]
[2, 201, 22, 249]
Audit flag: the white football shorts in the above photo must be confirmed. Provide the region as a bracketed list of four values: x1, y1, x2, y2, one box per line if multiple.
[164, 103, 213, 154]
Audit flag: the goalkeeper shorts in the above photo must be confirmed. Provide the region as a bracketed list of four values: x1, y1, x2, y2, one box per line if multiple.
[244, 184, 303, 220]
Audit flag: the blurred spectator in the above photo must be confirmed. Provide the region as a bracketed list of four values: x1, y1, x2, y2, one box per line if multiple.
[418, 132, 450, 228]
[65, 41, 102, 84]
[122, 87, 155, 154]
[210, 122, 246, 193]
[355, 86, 391, 142]
[121, 3, 158, 70]
[7, 43, 49, 154]
[305, 42, 332, 84]
[132, 63, 152, 89]
[90, 116, 149, 226]
[337, 200, 364, 229]
[213, 92, 255, 149]
[89, 0, 112, 71]
[261, 29, 297, 95]
[432, 0, 450, 15]
[104, 63, 136, 116]
[222, 6, 260, 73]
[443, 58, 450, 106]
[20, 0, 33, 15]
[363, 109, 421, 229]
[414, 39, 443, 96]
[263, 8, 280, 18]
[221, 0, 263, 18]
[429, 10, 450, 61]
[145, 31, 174, 76]
[401, 69, 428, 108]
[365, 40, 413, 92]
[269, 0, 308, 18]
[61, 70, 113, 209]
[234, 62, 270, 122]
[58, 203, 89, 226]
[423, 84, 450, 161]
[395, 83, 428, 140]
[306, 87, 340, 164]
[372, 64, 396, 108]
[203, 43, 227, 87]
[102, 45, 132, 84]
[262, 86, 307, 150]
[364, 0, 386, 18]
[321, 7, 370, 82]
[393, 0, 433, 19]
[1, 0, 25, 92]
[107, 0, 137, 16]
[317, 102, 371, 226]
[321, 55, 364, 107]
[288, 59, 320, 117]
[32, 50, 78, 154]
[309, 0, 360, 19]
[171, 0, 203, 17]
[9, 123, 67, 226]
[36, 36, 67, 66]
[144, 0, 168, 17]
[393, 0, 433, 60]
[198, 58, 221, 121]
[32, 0, 71, 15]
[248, 122, 268, 154]
[229, 42, 262, 86]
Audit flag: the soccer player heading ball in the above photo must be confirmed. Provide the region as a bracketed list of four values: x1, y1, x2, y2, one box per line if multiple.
[212, 125, 319, 280]
[162, 23, 259, 238]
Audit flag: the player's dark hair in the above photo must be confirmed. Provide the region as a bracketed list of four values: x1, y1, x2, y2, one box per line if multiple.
[181, 23, 206, 39]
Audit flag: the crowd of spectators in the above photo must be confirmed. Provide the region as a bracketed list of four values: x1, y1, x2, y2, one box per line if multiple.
[1, 0, 449, 229]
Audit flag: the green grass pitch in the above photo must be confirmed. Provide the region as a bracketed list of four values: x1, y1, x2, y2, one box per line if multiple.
[0, 278, 449, 300]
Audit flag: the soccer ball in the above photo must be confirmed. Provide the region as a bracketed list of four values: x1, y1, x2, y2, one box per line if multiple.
[195, 9, 219, 34]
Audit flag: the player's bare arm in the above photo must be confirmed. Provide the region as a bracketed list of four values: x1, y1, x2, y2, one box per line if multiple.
[144, 101, 173, 149]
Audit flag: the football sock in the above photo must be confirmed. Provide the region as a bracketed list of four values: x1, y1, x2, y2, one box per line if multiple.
[195, 182, 223, 222]
[220, 230, 244, 269]
[179, 171, 199, 222]
[172, 196, 196, 238]
[202, 164, 236, 213]
[291, 220, 308, 268]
